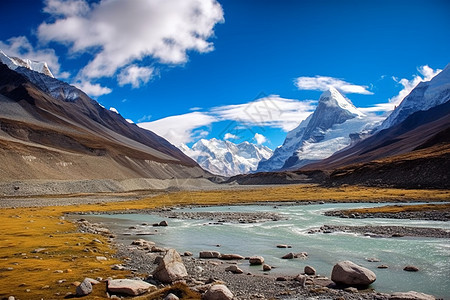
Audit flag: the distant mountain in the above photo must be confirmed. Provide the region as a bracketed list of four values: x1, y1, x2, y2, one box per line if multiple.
[0, 59, 209, 184]
[0, 50, 54, 78]
[380, 63, 450, 130]
[300, 66, 450, 189]
[257, 87, 381, 172]
[181, 138, 273, 176]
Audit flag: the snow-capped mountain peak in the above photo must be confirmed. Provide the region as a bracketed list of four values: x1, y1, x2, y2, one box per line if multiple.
[0, 50, 54, 78]
[320, 86, 365, 117]
[380, 64, 450, 130]
[257, 88, 379, 172]
[181, 138, 273, 176]
[1, 49, 82, 102]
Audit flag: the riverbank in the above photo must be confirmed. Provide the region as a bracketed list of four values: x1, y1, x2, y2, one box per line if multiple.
[0, 185, 449, 299]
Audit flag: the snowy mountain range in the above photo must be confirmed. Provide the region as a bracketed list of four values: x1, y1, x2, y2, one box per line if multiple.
[181, 139, 272, 176]
[257, 87, 382, 172]
[380, 63, 450, 130]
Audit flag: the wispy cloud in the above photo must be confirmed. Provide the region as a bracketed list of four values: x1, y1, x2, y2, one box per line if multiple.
[360, 65, 442, 113]
[117, 65, 154, 88]
[139, 112, 217, 146]
[211, 95, 316, 132]
[295, 75, 373, 95]
[138, 95, 315, 146]
[389, 65, 441, 105]
[254, 133, 267, 145]
[73, 80, 112, 97]
[224, 133, 238, 140]
[38, 0, 224, 90]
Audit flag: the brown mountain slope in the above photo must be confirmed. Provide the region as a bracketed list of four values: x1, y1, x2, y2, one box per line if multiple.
[0, 63, 210, 182]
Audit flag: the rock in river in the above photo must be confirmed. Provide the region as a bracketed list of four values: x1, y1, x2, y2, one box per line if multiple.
[331, 261, 376, 286]
[199, 251, 221, 259]
[153, 249, 188, 283]
[304, 265, 316, 275]
[403, 265, 419, 272]
[249, 256, 264, 265]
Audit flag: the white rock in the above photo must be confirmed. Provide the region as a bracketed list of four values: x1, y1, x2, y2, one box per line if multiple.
[107, 279, 156, 296]
[76, 278, 93, 296]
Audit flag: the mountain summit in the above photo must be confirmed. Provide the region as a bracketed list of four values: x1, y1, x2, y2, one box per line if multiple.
[0, 50, 54, 78]
[182, 138, 272, 176]
[257, 87, 376, 172]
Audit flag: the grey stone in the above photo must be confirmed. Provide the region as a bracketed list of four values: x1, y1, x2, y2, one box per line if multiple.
[203, 284, 233, 300]
[153, 249, 188, 283]
[199, 251, 221, 258]
[220, 253, 244, 260]
[225, 265, 243, 274]
[331, 261, 376, 286]
[249, 256, 264, 265]
[403, 265, 419, 272]
[165, 293, 180, 300]
[304, 265, 316, 275]
[76, 278, 93, 296]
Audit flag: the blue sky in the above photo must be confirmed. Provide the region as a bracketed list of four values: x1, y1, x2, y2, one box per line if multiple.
[0, 0, 449, 149]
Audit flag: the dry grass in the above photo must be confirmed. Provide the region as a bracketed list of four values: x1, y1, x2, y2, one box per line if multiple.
[0, 184, 449, 299]
[341, 203, 450, 215]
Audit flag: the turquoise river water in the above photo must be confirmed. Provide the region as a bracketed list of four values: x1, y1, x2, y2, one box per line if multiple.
[83, 203, 450, 298]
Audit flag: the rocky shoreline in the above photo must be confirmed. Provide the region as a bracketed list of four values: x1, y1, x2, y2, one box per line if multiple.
[309, 224, 450, 239]
[325, 209, 450, 222]
[73, 214, 442, 300]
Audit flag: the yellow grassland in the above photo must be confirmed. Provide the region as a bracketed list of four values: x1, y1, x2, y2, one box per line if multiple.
[0, 184, 449, 299]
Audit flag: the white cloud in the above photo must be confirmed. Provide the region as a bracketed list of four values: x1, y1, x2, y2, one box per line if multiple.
[117, 65, 154, 88]
[38, 0, 224, 84]
[211, 95, 316, 131]
[295, 75, 373, 95]
[254, 133, 267, 145]
[360, 65, 442, 113]
[224, 133, 238, 140]
[73, 80, 112, 97]
[0, 36, 68, 78]
[138, 112, 217, 146]
[389, 65, 441, 105]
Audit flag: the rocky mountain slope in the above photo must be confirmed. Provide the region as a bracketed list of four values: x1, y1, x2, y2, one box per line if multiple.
[0, 61, 211, 190]
[181, 138, 272, 176]
[257, 87, 380, 172]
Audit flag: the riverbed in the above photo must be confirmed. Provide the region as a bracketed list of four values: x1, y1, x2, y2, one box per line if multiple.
[80, 202, 450, 299]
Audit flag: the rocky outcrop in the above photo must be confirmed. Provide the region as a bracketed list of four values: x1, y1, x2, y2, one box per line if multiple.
[153, 249, 188, 283]
[331, 261, 376, 286]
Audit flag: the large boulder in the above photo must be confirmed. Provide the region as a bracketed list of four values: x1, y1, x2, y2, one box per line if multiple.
[107, 279, 156, 296]
[153, 249, 188, 283]
[203, 284, 233, 300]
[390, 291, 435, 300]
[331, 261, 376, 286]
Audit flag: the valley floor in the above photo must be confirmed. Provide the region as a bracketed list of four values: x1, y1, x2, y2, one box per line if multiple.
[0, 184, 449, 299]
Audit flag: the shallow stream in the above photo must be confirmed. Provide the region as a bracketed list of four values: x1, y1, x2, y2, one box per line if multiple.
[81, 203, 450, 298]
